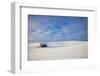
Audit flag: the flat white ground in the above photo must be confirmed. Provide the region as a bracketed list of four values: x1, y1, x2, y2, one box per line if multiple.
[28, 41, 88, 61]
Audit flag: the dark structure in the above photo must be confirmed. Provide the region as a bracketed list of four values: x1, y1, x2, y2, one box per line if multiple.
[40, 42, 47, 47]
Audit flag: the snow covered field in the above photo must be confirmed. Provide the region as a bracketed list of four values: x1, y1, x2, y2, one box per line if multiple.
[28, 41, 88, 61]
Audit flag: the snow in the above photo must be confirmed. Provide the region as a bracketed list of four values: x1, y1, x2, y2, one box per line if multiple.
[28, 41, 88, 60]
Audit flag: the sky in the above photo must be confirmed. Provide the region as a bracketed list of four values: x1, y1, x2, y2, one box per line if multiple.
[28, 15, 88, 43]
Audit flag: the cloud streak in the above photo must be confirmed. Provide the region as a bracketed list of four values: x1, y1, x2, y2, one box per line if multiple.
[28, 15, 88, 43]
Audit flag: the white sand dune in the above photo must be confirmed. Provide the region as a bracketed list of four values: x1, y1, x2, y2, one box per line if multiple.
[28, 41, 88, 60]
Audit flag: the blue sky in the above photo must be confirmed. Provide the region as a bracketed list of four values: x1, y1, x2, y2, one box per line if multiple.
[28, 15, 88, 43]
